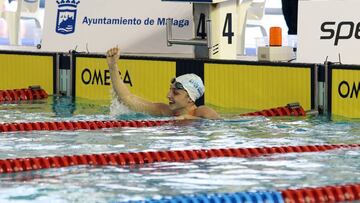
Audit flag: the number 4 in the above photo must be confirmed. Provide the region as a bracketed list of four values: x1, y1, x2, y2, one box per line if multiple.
[222, 13, 234, 44]
[197, 13, 207, 39]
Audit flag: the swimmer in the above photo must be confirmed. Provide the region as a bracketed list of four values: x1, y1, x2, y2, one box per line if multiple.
[106, 46, 220, 119]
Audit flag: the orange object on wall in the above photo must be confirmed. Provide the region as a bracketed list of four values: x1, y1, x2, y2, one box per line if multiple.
[269, 27, 282, 46]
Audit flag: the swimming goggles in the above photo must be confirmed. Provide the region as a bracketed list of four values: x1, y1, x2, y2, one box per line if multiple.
[171, 78, 185, 90]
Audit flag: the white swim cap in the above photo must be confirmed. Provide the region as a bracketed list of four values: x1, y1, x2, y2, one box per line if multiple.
[174, 74, 205, 102]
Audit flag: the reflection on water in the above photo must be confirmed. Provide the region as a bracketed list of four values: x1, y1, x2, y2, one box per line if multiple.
[0, 97, 359, 202]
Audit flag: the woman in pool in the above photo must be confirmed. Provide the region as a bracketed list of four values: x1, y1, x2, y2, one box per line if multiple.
[106, 46, 220, 119]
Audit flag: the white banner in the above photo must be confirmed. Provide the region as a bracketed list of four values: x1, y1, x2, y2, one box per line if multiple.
[297, 0, 360, 64]
[41, 0, 193, 54]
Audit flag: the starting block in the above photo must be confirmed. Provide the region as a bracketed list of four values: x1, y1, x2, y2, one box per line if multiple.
[163, 0, 240, 60]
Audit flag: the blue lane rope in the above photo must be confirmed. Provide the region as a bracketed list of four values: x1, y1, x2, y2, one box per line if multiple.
[124, 191, 284, 203]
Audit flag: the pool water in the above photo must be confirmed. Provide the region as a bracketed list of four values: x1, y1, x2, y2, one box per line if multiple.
[0, 96, 359, 203]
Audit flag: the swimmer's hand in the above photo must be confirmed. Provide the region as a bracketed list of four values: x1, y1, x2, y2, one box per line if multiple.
[106, 46, 120, 68]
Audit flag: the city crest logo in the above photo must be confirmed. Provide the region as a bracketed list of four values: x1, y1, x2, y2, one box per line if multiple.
[56, 0, 80, 35]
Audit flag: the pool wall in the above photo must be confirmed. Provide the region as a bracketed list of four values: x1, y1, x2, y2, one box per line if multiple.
[0, 51, 56, 95]
[73, 53, 315, 114]
[0, 50, 359, 118]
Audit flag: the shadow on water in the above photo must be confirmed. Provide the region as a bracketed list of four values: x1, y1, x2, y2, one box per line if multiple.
[52, 96, 76, 117]
[52, 96, 111, 117]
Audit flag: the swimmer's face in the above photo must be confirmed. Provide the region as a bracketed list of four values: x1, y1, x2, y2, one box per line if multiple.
[167, 82, 191, 110]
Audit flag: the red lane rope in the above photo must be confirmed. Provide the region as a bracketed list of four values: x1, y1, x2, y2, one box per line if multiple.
[240, 103, 306, 117]
[0, 87, 48, 102]
[0, 144, 358, 173]
[0, 120, 173, 132]
[281, 183, 360, 203]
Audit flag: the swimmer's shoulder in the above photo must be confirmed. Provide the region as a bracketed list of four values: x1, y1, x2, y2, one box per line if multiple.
[151, 102, 172, 116]
[195, 105, 221, 119]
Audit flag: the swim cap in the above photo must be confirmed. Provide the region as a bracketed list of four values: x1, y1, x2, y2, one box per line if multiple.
[174, 74, 205, 102]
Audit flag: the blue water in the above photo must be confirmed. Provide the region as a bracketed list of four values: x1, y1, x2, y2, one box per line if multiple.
[0, 96, 359, 203]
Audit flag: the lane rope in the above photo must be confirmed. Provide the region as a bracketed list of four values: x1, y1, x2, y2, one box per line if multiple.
[0, 144, 358, 174]
[0, 102, 309, 133]
[125, 183, 360, 203]
[240, 103, 306, 117]
[0, 102, 308, 133]
[0, 86, 48, 102]
[0, 120, 173, 132]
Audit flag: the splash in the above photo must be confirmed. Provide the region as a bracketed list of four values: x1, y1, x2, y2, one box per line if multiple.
[109, 91, 132, 116]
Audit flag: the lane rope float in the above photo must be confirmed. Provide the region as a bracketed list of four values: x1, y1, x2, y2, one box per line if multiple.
[0, 144, 358, 174]
[0, 102, 312, 133]
[240, 103, 306, 117]
[0, 120, 173, 132]
[0, 102, 310, 133]
[125, 183, 360, 203]
[0, 86, 48, 102]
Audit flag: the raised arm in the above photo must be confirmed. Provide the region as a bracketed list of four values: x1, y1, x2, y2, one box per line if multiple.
[106, 47, 170, 116]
